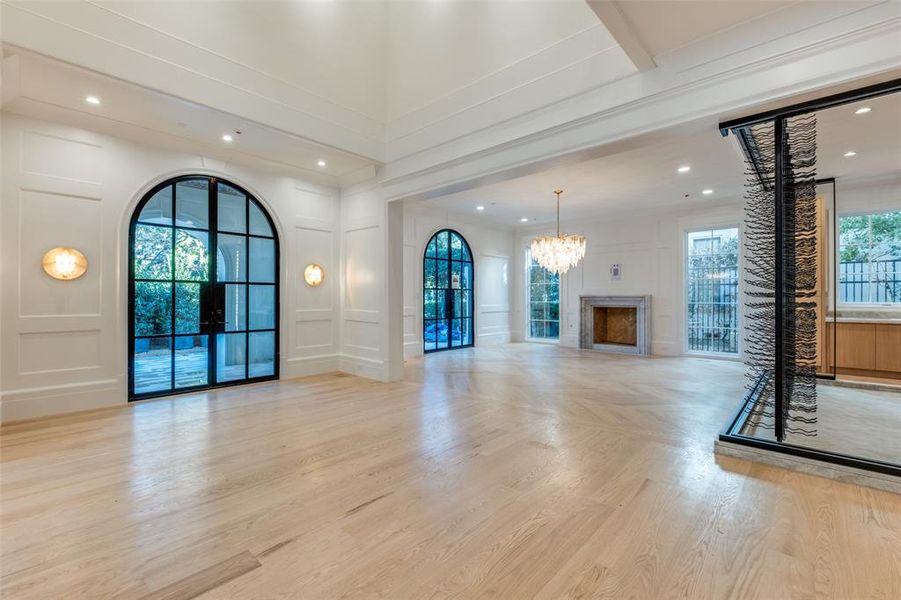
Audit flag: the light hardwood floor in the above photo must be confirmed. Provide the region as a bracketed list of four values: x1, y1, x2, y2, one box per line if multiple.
[2, 344, 900, 599]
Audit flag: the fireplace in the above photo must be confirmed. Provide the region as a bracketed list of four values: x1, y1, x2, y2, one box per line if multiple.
[580, 295, 651, 355]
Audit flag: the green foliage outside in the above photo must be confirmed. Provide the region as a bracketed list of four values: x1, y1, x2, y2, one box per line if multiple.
[134, 225, 208, 338]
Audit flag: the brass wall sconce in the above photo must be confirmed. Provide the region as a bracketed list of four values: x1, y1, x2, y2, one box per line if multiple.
[42, 247, 88, 281]
[304, 263, 324, 287]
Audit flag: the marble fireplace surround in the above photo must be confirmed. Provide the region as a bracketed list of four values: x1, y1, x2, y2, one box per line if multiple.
[579, 295, 651, 356]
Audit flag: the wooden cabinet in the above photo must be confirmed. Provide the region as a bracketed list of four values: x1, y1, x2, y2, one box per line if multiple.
[835, 323, 876, 370]
[875, 324, 901, 372]
[824, 321, 901, 380]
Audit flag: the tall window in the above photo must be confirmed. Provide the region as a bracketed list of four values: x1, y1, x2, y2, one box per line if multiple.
[839, 210, 901, 304]
[527, 252, 559, 339]
[686, 227, 739, 354]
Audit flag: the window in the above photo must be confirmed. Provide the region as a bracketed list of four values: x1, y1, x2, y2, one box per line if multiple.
[839, 210, 901, 304]
[686, 227, 739, 354]
[527, 252, 559, 339]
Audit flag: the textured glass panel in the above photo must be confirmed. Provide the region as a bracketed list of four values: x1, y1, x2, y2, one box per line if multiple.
[175, 335, 208, 388]
[425, 236, 438, 258]
[224, 284, 246, 332]
[425, 320, 448, 348]
[249, 238, 276, 283]
[218, 183, 246, 233]
[461, 263, 473, 290]
[461, 318, 472, 345]
[248, 201, 273, 237]
[249, 285, 275, 330]
[436, 231, 449, 258]
[423, 320, 438, 352]
[216, 333, 246, 382]
[451, 261, 463, 290]
[451, 233, 463, 260]
[424, 290, 437, 319]
[138, 186, 172, 225]
[175, 229, 209, 281]
[135, 282, 171, 336]
[134, 224, 172, 280]
[249, 331, 275, 377]
[450, 319, 462, 347]
[175, 179, 209, 229]
[217, 234, 246, 282]
[134, 337, 172, 394]
[436, 260, 449, 289]
[424, 259, 437, 289]
[175, 283, 201, 334]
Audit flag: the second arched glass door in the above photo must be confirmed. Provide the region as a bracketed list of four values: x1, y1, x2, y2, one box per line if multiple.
[129, 176, 279, 399]
[423, 229, 474, 353]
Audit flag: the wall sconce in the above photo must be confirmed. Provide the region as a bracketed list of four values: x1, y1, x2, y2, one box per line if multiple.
[42, 247, 88, 281]
[304, 263, 324, 287]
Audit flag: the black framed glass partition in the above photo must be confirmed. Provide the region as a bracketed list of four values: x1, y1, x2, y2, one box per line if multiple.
[129, 176, 279, 400]
[719, 78, 901, 476]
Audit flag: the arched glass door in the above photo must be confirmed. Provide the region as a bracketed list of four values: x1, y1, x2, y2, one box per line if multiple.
[129, 176, 279, 399]
[423, 229, 474, 353]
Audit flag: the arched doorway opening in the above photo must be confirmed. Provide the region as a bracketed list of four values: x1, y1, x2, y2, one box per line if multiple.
[128, 176, 279, 399]
[423, 229, 474, 353]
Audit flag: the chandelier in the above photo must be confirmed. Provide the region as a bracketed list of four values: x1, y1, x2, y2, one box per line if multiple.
[530, 189, 586, 275]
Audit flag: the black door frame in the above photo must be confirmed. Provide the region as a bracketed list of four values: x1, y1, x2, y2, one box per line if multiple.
[422, 229, 475, 354]
[128, 175, 280, 401]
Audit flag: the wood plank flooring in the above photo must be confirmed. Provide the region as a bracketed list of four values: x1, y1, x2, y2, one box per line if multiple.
[2, 344, 900, 599]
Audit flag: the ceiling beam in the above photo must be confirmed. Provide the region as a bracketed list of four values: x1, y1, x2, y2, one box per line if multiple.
[587, 1, 656, 72]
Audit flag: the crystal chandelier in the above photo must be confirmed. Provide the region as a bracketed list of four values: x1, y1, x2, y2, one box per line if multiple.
[530, 189, 586, 275]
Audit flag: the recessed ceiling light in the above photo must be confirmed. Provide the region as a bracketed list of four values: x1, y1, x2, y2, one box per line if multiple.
[702, 189, 714, 195]
[677, 165, 691, 173]
[85, 95, 101, 105]
[222, 134, 233, 142]
[317, 160, 327, 168]
[520, 217, 529, 222]
[844, 151, 857, 157]
[855, 106, 871, 115]
[476, 205, 485, 211]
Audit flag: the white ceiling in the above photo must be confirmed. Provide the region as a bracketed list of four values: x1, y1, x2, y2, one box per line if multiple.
[4, 0, 888, 165]
[816, 91, 901, 183]
[598, 0, 878, 69]
[1, 50, 377, 182]
[419, 119, 747, 227]
[419, 87, 901, 228]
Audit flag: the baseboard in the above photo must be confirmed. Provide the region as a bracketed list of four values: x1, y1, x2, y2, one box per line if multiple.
[477, 331, 511, 346]
[0, 378, 124, 423]
[338, 354, 389, 381]
[651, 340, 680, 356]
[283, 354, 340, 378]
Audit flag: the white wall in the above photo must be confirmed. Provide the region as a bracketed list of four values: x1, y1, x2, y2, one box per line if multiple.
[513, 200, 746, 356]
[0, 112, 342, 421]
[402, 205, 514, 358]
